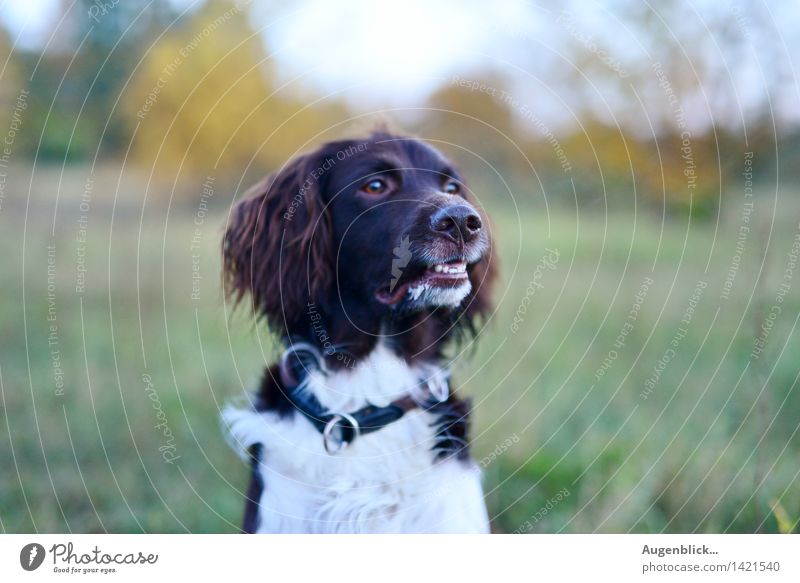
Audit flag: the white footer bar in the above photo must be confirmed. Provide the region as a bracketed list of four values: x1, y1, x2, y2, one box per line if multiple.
[1, 534, 797, 582]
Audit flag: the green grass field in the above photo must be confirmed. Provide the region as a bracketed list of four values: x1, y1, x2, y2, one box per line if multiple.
[2, 169, 799, 533]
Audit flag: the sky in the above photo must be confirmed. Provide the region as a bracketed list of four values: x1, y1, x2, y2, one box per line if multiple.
[257, 0, 539, 103]
[0, 0, 555, 105]
[2, 0, 799, 130]
[1, 0, 61, 48]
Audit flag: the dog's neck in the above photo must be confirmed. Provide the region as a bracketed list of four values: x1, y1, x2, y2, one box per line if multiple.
[296, 341, 449, 413]
[295, 296, 458, 368]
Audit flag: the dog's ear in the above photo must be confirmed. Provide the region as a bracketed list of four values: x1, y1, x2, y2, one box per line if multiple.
[223, 149, 333, 330]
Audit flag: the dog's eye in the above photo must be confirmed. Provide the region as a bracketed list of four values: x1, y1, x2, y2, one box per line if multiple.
[362, 178, 387, 195]
[444, 180, 461, 195]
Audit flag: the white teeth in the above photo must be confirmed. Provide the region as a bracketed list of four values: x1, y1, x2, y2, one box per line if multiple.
[432, 262, 467, 274]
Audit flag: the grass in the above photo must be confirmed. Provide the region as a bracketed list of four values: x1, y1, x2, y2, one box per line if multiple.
[1, 168, 799, 533]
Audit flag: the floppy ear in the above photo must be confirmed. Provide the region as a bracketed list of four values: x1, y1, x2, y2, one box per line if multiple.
[222, 151, 333, 331]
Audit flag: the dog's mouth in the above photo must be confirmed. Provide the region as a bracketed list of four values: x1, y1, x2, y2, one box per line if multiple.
[375, 258, 470, 306]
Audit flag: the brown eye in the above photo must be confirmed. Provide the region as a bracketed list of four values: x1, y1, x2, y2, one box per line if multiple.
[444, 180, 460, 195]
[362, 178, 387, 195]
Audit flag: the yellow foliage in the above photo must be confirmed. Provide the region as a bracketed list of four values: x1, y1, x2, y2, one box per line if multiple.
[771, 498, 797, 534]
[123, 0, 342, 183]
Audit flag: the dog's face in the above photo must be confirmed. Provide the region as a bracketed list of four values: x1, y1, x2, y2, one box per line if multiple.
[223, 131, 494, 351]
[322, 137, 490, 312]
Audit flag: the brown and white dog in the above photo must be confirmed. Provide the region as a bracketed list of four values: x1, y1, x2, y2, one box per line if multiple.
[222, 131, 495, 533]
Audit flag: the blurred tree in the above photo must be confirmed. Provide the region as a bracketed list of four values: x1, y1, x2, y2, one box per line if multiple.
[492, 0, 794, 212]
[422, 75, 532, 198]
[425, 77, 515, 146]
[557, 120, 722, 214]
[0, 26, 21, 117]
[11, 0, 172, 161]
[71, 0, 175, 157]
[123, 0, 345, 183]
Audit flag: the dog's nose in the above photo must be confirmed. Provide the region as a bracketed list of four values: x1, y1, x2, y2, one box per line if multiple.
[429, 204, 482, 243]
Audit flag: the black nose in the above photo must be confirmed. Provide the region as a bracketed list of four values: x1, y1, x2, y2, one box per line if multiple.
[430, 204, 482, 243]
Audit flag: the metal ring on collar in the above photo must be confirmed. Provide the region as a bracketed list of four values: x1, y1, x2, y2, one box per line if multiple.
[322, 412, 360, 455]
[426, 374, 449, 403]
[279, 342, 324, 386]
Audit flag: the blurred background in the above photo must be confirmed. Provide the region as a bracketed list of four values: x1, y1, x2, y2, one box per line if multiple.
[1, 0, 799, 533]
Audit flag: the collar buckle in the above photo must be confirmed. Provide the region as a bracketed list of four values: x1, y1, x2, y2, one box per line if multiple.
[322, 413, 361, 455]
[410, 372, 450, 405]
[426, 374, 450, 402]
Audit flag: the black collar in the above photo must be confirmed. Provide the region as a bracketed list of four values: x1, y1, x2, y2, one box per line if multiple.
[278, 343, 449, 454]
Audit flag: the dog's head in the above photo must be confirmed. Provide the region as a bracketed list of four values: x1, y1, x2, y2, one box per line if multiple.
[223, 131, 494, 358]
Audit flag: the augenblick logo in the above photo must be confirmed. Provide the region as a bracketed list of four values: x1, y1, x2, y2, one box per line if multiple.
[20, 542, 158, 573]
[642, 544, 715, 557]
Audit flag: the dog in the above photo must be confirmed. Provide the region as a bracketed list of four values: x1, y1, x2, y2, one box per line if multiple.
[221, 130, 495, 533]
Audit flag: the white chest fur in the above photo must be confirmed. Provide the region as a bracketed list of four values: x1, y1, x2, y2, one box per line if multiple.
[222, 345, 489, 533]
